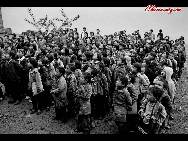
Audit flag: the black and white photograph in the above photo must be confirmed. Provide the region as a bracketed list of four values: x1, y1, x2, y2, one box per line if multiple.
[0, 6, 188, 134]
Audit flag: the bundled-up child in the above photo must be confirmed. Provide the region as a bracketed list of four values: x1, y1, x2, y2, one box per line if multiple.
[51, 67, 68, 123]
[39, 58, 53, 111]
[66, 64, 78, 118]
[28, 58, 44, 115]
[76, 72, 92, 134]
[113, 76, 132, 134]
[138, 86, 167, 134]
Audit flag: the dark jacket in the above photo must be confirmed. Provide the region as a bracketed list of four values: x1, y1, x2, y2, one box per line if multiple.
[113, 86, 132, 109]
[160, 90, 172, 115]
[6, 59, 23, 83]
[113, 86, 132, 122]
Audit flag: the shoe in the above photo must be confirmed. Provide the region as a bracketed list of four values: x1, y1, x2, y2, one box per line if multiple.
[169, 115, 174, 120]
[30, 109, 37, 114]
[36, 110, 42, 115]
[137, 126, 148, 134]
[53, 116, 60, 120]
[83, 131, 90, 134]
[8, 100, 16, 104]
[98, 116, 104, 120]
[164, 125, 171, 129]
[25, 96, 30, 100]
[45, 107, 50, 111]
[74, 128, 82, 133]
[14, 100, 21, 105]
[61, 119, 67, 123]
[61, 116, 68, 123]
[128, 131, 137, 135]
[91, 122, 95, 128]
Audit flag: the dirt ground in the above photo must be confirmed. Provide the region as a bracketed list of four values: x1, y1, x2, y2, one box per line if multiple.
[0, 47, 188, 134]
[0, 94, 118, 134]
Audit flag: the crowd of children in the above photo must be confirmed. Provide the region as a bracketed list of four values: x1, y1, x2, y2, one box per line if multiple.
[0, 27, 186, 134]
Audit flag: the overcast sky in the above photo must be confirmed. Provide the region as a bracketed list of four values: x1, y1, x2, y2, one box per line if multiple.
[2, 7, 188, 42]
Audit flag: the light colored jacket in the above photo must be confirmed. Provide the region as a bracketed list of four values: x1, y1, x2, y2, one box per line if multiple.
[56, 75, 67, 99]
[78, 83, 92, 115]
[52, 75, 68, 108]
[29, 68, 44, 96]
[163, 66, 176, 101]
[139, 98, 167, 126]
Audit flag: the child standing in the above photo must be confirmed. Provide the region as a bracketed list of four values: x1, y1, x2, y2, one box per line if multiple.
[28, 58, 44, 115]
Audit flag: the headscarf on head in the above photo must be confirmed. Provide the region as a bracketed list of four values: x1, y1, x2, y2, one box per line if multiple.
[163, 66, 173, 82]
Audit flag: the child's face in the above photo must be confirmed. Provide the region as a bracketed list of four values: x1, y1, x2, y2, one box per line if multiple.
[169, 54, 174, 59]
[117, 59, 122, 65]
[38, 60, 42, 66]
[65, 66, 71, 73]
[116, 78, 122, 87]
[141, 67, 145, 73]
[162, 53, 166, 58]
[28, 62, 32, 69]
[132, 66, 137, 72]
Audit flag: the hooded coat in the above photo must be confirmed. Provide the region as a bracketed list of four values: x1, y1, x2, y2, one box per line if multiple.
[163, 66, 176, 101]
